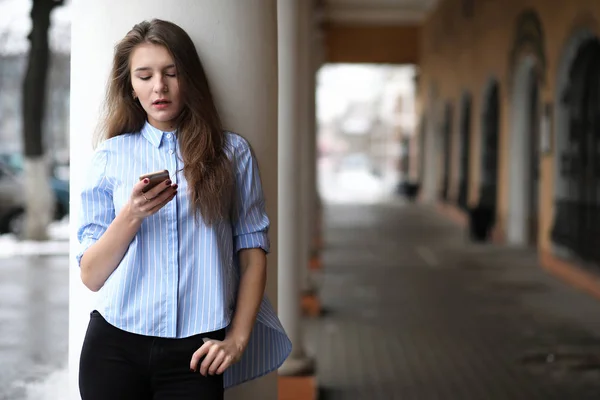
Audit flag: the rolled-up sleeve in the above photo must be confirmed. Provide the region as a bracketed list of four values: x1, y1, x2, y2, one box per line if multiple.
[232, 140, 270, 254]
[75, 149, 115, 266]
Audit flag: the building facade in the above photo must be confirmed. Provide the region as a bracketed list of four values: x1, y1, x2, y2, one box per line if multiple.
[414, 0, 600, 277]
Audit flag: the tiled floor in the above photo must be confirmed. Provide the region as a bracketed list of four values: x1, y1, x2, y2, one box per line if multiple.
[307, 199, 600, 400]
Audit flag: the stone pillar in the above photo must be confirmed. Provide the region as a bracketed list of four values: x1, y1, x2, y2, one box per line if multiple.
[311, 10, 326, 256]
[299, 0, 315, 294]
[69, 1, 279, 399]
[277, 0, 314, 376]
[310, 9, 325, 257]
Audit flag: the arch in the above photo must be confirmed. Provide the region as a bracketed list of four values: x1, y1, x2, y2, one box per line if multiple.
[479, 78, 500, 214]
[418, 113, 426, 183]
[440, 101, 453, 201]
[508, 8, 547, 87]
[457, 91, 472, 210]
[507, 55, 540, 246]
[551, 36, 600, 263]
[553, 28, 596, 207]
[422, 83, 441, 203]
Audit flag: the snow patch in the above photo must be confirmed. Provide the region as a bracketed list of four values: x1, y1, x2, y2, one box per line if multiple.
[0, 217, 70, 258]
[13, 367, 69, 400]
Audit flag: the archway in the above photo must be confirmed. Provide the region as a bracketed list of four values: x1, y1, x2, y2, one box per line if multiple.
[440, 102, 453, 201]
[418, 113, 426, 184]
[422, 85, 441, 203]
[457, 93, 472, 210]
[507, 56, 540, 246]
[479, 80, 500, 217]
[551, 37, 600, 264]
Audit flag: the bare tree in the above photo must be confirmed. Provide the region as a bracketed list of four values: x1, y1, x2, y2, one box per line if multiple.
[21, 0, 64, 240]
[0, 31, 8, 90]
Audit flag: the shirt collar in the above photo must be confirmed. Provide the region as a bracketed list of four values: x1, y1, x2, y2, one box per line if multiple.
[141, 120, 177, 148]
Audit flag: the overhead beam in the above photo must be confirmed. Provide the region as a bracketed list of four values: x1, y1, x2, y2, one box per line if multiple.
[322, 0, 440, 26]
[324, 24, 420, 64]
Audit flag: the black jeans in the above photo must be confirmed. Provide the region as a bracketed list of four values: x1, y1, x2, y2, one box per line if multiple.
[79, 310, 225, 400]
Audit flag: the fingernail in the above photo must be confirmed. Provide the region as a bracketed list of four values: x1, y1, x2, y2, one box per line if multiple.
[190, 368, 195, 372]
[143, 178, 149, 184]
[173, 184, 178, 189]
[166, 180, 171, 185]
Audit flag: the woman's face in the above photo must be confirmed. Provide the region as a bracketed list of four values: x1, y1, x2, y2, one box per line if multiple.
[130, 43, 183, 132]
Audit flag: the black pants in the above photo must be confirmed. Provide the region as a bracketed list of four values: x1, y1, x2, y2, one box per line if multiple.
[79, 310, 225, 400]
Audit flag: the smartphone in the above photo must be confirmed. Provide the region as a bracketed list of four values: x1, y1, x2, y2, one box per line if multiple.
[139, 170, 170, 193]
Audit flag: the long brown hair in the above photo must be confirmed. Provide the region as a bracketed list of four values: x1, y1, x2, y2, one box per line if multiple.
[96, 19, 233, 225]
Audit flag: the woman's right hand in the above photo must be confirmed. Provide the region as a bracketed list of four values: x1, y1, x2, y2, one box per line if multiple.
[126, 178, 178, 222]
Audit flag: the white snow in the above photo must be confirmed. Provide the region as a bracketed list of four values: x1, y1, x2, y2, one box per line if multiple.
[13, 366, 69, 400]
[0, 216, 70, 258]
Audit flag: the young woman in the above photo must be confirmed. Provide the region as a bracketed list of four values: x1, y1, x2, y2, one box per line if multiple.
[76, 19, 290, 399]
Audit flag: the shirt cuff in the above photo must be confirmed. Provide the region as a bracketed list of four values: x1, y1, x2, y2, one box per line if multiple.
[234, 232, 270, 254]
[76, 237, 98, 267]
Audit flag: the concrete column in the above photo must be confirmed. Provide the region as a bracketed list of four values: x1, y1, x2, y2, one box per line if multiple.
[310, 12, 325, 257]
[311, 12, 326, 255]
[299, 0, 315, 294]
[277, 0, 315, 375]
[69, 1, 279, 399]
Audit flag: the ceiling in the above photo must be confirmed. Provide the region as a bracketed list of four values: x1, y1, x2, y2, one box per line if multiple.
[321, 0, 441, 25]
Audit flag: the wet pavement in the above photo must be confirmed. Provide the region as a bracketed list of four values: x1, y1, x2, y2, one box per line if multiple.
[307, 200, 600, 400]
[0, 255, 68, 400]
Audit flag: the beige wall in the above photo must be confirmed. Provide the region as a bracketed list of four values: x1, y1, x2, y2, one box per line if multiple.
[417, 0, 600, 251]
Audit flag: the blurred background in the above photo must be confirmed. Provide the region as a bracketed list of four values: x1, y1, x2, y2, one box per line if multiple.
[3, 0, 600, 399]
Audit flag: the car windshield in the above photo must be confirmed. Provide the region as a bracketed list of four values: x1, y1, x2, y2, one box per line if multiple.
[0, 153, 23, 173]
[0, 153, 69, 181]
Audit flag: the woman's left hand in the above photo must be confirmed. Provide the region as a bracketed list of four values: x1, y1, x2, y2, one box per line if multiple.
[190, 337, 245, 376]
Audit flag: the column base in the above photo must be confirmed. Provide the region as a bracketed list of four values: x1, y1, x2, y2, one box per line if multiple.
[308, 255, 322, 271]
[278, 375, 317, 400]
[278, 355, 315, 376]
[301, 292, 321, 317]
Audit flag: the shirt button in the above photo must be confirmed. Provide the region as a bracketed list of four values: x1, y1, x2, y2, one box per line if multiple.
[169, 149, 174, 155]
[166, 133, 172, 139]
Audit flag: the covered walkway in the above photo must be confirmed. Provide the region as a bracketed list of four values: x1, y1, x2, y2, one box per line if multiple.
[308, 200, 600, 399]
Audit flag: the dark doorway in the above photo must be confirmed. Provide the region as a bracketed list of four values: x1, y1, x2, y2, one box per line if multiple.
[458, 94, 472, 210]
[479, 83, 500, 215]
[418, 115, 426, 184]
[551, 38, 600, 264]
[440, 103, 453, 201]
[527, 70, 540, 245]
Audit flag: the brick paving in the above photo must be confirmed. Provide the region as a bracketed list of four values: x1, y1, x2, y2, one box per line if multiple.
[306, 200, 600, 400]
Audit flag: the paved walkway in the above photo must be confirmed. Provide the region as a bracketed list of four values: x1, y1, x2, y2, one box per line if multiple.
[307, 199, 600, 400]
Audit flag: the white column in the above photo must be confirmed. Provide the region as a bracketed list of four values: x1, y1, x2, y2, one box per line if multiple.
[69, 1, 279, 399]
[299, 0, 315, 294]
[309, 13, 325, 257]
[277, 0, 314, 375]
[311, 14, 326, 254]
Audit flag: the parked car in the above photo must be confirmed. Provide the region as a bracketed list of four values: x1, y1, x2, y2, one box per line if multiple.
[0, 153, 70, 220]
[0, 161, 25, 236]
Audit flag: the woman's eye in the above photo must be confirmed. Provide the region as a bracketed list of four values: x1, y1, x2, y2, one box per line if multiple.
[139, 76, 151, 81]
[166, 74, 176, 78]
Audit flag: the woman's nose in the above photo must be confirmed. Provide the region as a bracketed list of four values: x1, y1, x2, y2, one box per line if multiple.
[154, 77, 167, 93]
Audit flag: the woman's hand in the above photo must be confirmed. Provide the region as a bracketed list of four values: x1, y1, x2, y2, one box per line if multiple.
[190, 337, 246, 376]
[126, 178, 178, 222]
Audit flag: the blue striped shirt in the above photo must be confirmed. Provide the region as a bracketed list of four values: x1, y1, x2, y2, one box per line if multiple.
[76, 120, 291, 388]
